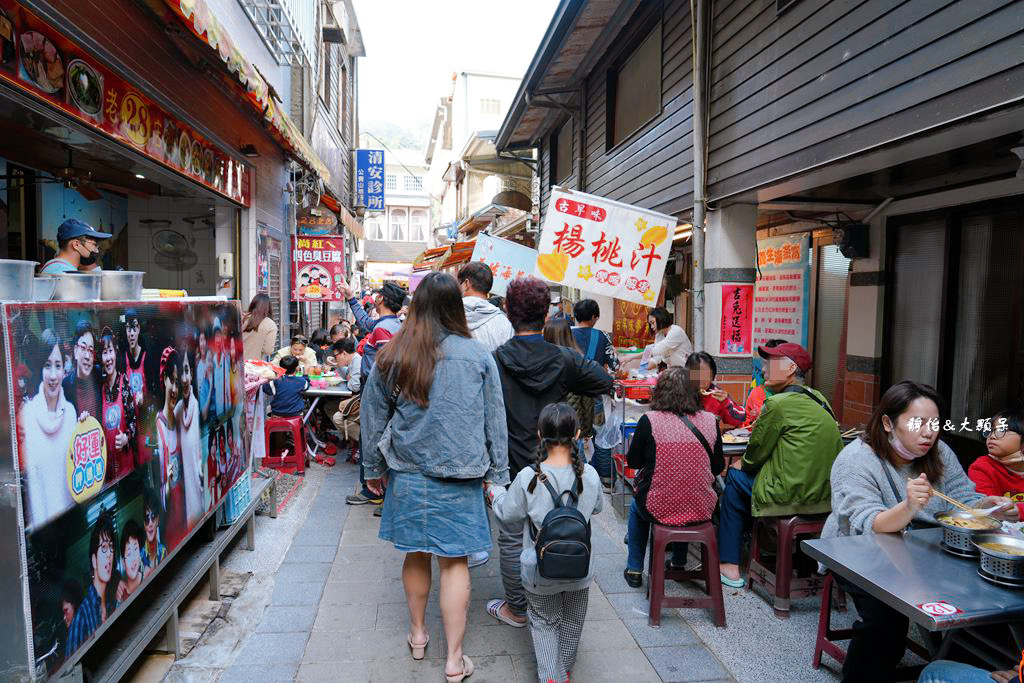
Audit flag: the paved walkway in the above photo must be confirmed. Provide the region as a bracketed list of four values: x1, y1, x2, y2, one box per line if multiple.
[209, 462, 850, 683]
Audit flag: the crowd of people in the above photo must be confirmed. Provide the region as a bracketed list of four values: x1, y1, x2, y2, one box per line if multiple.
[243, 264, 1024, 683]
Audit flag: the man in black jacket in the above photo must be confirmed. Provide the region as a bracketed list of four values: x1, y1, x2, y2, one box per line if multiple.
[485, 277, 612, 628]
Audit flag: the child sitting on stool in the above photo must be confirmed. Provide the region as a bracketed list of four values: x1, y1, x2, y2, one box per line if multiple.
[263, 355, 310, 457]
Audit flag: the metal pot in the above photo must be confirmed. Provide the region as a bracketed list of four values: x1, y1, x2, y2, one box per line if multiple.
[51, 273, 103, 301]
[100, 270, 144, 300]
[0, 260, 38, 301]
[32, 276, 57, 301]
[972, 533, 1024, 581]
[936, 511, 1001, 555]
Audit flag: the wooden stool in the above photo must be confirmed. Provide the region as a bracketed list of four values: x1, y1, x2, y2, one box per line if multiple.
[264, 415, 306, 474]
[647, 522, 726, 628]
[746, 514, 827, 618]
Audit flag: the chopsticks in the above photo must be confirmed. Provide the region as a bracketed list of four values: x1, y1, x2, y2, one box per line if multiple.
[908, 478, 974, 512]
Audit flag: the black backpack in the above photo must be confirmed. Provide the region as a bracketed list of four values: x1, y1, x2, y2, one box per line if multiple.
[529, 473, 592, 580]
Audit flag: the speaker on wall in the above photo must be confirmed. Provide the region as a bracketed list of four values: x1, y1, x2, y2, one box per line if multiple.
[837, 223, 870, 259]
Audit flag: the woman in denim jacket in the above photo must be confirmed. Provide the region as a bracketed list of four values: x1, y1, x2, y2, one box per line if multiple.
[361, 271, 509, 683]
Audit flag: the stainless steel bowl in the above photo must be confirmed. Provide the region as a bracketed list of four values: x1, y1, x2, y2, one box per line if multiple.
[972, 533, 1024, 580]
[100, 270, 144, 300]
[32, 276, 57, 301]
[936, 511, 1002, 555]
[0, 259, 39, 301]
[51, 273, 103, 301]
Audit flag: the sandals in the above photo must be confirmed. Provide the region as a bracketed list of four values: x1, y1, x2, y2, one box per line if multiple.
[407, 633, 429, 660]
[485, 599, 527, 628]
[720, 573, 745, 588]
[444, 655, 474, 682]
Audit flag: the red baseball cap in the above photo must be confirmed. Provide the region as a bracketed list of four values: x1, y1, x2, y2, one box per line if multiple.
[758, 342, 812, 373]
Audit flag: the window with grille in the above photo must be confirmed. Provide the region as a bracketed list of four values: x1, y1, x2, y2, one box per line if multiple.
[480, 98, 501, 116]
[386, 174, 397, 191]
[404, 175, 423, 191]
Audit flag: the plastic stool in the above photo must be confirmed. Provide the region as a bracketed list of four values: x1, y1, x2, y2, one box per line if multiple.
[264, 415, 306, 474]
[746, 514, 827, 618]
[647, 522, 726, 628]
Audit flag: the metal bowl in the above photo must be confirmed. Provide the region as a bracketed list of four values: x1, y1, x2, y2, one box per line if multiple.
[51, 273, 102, 301]
[0, 259, 38, 301]
[100, 270, 144, 300]
[972, 533, 1024, 580]
[32, 275, 57, 301]
[936, 511, 1002, 555]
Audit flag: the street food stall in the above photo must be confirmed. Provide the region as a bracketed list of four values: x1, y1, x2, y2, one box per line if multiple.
[0, 285, 254, 680]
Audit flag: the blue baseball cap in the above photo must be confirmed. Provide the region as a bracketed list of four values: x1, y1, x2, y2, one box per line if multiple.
[56, 218, 112, 242]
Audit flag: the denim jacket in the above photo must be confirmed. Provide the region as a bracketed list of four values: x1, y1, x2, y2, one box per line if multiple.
[360, 333, 510, 485]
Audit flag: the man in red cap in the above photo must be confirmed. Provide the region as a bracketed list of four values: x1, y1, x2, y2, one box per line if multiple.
[717, 342, 843, 588]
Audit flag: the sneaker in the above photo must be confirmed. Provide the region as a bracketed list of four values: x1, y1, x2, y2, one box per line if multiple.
[346, 492, 383, 505]
[468, 551, 489, 568]
[373, 505, 383, 517]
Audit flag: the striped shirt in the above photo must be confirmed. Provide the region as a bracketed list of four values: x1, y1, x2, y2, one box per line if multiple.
[65, 583, 102, 656]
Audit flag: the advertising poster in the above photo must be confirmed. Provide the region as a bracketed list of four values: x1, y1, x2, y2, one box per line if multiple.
[354, 149, 385, 212]
[291, 236, 346, 302]
[535, 187, 675, 306]
[753, 234, 811, 351]
[612, 299, 654, 349]
[469, 234, 539, 296]
[719, 284, 753, 355]
[8, 300, 246, 677]
[0, 0, 251, 205]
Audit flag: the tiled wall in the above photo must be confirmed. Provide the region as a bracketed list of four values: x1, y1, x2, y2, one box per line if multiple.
[121, 197, 219, 295]
[842, 371, 881, 428]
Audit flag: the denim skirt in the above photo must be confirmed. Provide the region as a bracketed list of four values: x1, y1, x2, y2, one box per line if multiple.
[378, 470, 492, 557]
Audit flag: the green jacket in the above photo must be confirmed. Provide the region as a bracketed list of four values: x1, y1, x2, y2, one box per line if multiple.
[741, 386, 843, 517]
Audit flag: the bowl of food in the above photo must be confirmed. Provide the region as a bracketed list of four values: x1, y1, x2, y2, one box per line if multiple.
[67, 59, 103, 119]
[325, 376, 343, 387]
[19, 30, 64, 94]
[936, 511, 1002, 556]
[972, 533, 1024, 582]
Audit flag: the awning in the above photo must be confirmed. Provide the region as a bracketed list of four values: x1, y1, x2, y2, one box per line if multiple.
[458, 203, 509, 235]
[158, 0, 335, 193]
[413, 241, 477, 272]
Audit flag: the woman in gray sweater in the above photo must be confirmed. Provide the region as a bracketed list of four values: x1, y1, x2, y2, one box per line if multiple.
[823, 381, 1012, 682]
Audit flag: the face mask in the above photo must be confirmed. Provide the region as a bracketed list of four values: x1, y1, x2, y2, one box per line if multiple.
[888, 433, 921, 461]
[79, 250, 98, 266]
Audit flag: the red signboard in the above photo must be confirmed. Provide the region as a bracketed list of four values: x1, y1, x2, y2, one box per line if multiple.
[292, 236, 346, 302]
[612, 299, 654, 349]
[0, 0, 251, 205]
[719, 284, 753, 355]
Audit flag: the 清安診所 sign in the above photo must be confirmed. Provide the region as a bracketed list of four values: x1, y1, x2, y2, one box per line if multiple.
[470, 234, 539, 296]
[534, 187, 675, 306]
[355, 149, 385, 212]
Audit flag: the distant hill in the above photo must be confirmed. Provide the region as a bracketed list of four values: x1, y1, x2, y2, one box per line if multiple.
[361, 119, 432, 153]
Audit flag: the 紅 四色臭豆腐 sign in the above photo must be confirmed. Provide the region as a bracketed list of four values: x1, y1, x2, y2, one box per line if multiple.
[534, 187, 676, 306]
[291, 236, 346, 302]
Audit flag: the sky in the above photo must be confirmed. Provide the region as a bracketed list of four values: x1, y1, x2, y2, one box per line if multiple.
[351, 0, 560, 152]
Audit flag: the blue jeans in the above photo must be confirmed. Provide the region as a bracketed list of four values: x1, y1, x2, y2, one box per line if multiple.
[717, 468, 756, 565]
[918, 661, 1006, 682]
[625, 500, 685, 571]
[589, 397, 612, 478]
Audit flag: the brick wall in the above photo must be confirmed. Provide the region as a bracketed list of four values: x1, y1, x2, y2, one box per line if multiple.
[717, 373, 752, 408]
[843, 371, 880, 428]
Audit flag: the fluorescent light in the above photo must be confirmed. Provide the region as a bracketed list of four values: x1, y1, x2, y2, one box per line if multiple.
[135, 173, 145, 179]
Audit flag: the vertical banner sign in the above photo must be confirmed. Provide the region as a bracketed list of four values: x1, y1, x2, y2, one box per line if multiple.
[535, 188, 675, 306]
[753, 234, 811, 348]
[470, 234, 539, 296]
[292, 236, 346, 302]
[613, 299, 654, 349]
[355, 149, 385, 212]
[719, 284, 753, 355]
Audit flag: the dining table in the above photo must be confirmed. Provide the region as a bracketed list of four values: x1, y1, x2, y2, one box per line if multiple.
[301, 385, 353, 458]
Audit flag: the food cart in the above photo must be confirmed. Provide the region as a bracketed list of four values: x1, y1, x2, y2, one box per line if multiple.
[0, 297, 253, 680]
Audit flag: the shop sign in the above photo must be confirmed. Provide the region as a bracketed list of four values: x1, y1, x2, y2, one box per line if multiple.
[612, 299, 654, 349]
[535, 187, 674, 306]
[470, 233, 538, 296]
[719, 284, 753, 356]
[753, 234, 811, 348]
[0, 1, 251, 205]
[291, 236, 346, 301]
[355, 149, 385, 211]
[297, 204, 339, 236]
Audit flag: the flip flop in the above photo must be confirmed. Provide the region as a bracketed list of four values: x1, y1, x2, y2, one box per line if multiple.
[407, 633, 428, 660]
[323, 456, 336, 467]
[720, 574, 745, 589]
[485, 599, 527, 628]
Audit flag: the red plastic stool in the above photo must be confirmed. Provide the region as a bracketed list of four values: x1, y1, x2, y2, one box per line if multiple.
[264, 415, 306, 474]
[647, 522, 726, 628]
[746, 514, 827, 618]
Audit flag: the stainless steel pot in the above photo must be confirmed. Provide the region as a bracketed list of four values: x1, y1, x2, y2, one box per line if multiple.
[100, 270, 145, 300]
[32, 276, 57, 301]
[0, 260, 38, 301]
[51, 273, 103, 301]
[972, 533, 1024, 580]
[936, 511, 1002, 555]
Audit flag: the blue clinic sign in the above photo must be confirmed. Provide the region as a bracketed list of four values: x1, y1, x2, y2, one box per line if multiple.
[355, 149, 385, 211]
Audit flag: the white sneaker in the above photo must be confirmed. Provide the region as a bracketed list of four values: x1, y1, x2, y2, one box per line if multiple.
[468, 551, 489, 568]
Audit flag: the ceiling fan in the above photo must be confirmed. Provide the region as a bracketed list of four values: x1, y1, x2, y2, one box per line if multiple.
[0, 148, 150, 201]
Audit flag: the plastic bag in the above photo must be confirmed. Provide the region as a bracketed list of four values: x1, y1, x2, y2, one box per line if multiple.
[595, 394, 623, 451]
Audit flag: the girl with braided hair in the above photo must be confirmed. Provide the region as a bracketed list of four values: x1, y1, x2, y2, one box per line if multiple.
[487, 403, 603, 683]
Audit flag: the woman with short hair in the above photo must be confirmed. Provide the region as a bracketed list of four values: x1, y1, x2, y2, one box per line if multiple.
[645, 307, 692, 368]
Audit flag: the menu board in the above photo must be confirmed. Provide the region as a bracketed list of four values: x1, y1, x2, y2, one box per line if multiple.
[0, 0, 251, 206]
[753, 234, 811, 348]
[612, 299, 654, 349]
[8, 300, 247, 677]
[291, 236, 346, 302]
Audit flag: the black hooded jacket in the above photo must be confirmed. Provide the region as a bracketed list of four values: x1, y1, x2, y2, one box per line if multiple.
[494, 336, 613, 477]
